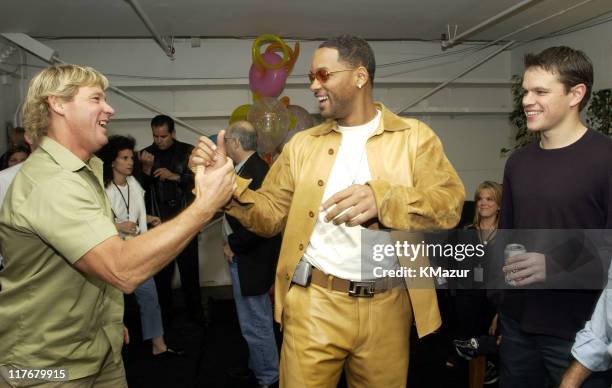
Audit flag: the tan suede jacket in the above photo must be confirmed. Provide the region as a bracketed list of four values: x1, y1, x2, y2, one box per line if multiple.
[227, 103, 465, 337]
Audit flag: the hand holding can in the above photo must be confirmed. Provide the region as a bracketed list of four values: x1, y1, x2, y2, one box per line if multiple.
[504, 244, 526, 286]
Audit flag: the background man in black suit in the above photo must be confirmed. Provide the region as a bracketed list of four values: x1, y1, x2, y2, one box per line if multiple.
[222, 121, 281, 388]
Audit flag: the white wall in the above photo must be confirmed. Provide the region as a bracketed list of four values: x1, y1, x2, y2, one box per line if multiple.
[510, 16, 612, 91]
[1, 45, 29, 153]
[0, 78, 19, 152]
[0, 84, 12, 151]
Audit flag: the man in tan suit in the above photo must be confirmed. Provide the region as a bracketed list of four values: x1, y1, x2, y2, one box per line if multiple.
[191, 35, 464, 388]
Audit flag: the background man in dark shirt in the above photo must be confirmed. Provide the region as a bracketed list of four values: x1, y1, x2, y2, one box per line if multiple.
[499, 46, 612, 387]
[140, 115, 204, 325]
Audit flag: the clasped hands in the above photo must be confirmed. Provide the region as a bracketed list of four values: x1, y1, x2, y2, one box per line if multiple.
[188, 130, 379, 227]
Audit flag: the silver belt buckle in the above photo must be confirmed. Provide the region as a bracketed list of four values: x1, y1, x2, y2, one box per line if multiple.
[348, 281, 375, 297]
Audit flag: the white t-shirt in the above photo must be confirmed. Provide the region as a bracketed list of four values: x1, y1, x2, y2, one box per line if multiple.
[105, 176, 148, 239]
[303, 110, 397, 280]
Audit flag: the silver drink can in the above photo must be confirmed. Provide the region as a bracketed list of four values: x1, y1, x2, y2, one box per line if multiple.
[504, 243, 526, 285]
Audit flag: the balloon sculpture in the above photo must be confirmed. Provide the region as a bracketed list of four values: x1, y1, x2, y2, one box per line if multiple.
[224, 34, 316, 160]
[249, 34, 299, 99]
[247, 97, 290, 154]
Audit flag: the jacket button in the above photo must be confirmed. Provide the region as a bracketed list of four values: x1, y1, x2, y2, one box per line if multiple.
[317, 180, 324, 186]
[308, 211, 314, 217]
[299, 243, 304, 250]
[286, 273, 291, 280]
[328, 148, 334, 155]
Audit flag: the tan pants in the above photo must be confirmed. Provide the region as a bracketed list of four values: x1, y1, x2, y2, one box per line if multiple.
[280, 282, 412, 388]
[0, 351, 127, 388]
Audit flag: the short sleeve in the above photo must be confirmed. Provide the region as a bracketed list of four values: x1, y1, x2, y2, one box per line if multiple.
[15, 173, 118, 264]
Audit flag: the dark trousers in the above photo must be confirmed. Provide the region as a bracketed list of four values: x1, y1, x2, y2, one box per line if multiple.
[154, 236, 203, 325]
[499, 314, 612, 388]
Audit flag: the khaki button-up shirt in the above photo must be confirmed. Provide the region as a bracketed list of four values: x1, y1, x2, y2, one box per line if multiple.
[0, 137, 122, 379]
[227, 103, 465, 337]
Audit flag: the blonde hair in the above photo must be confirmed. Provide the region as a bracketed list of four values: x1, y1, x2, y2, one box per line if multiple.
[472, 180, 503, 228]
[22, 64, 109, 146]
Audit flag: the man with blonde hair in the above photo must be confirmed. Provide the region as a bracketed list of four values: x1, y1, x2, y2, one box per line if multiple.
[0, 64, 236, 387]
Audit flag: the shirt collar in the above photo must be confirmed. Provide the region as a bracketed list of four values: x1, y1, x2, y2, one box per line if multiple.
[38, 136, 101, 173]
[309, 102, 411, 137]
[235, 151, 255, 173]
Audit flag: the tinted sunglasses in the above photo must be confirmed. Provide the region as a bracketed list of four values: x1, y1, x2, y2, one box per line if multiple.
[308, 68, 354, 84]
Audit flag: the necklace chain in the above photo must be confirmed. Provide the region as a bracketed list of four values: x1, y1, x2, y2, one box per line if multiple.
[478, 226, 497, 245]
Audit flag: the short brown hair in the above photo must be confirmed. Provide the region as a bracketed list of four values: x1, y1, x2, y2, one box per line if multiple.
[22, 64, 109, 146]
[524, 46, 593, 111]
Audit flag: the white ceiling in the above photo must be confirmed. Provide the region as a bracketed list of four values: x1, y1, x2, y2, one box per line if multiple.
[0, 0, 611, 42]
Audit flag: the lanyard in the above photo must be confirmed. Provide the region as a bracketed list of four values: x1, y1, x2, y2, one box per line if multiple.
[112, 181, 130, 219]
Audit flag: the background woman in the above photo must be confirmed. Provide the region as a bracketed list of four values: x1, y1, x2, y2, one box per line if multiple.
[471, 181, 502, 247]
[1, 144, 30, 169]
[451, 181, 503, 385]
[98, 135, 181, 357]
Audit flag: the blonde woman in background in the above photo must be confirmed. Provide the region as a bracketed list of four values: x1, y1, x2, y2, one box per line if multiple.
[451, 181, 503, 385]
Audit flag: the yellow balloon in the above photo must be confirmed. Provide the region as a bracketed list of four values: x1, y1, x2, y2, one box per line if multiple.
[288, 112, 297, 131]
[229, 104, 251, 125]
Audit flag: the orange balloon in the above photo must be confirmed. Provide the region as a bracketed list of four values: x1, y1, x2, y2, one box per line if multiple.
[279, 96, 290, 107]
[286, 42, 300, 74]
[265, 42, 300, 74]
[252, 34, 289, 71]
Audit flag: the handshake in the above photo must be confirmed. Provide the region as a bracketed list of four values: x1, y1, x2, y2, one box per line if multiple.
[189, 130, 231, 175]
[188, 130, 237, 214]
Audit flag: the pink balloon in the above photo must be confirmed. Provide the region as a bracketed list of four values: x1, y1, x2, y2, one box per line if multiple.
[249, 52, 288, 98]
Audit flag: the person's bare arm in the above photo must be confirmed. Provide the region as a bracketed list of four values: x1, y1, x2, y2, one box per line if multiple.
[74, 159, 235, 293]
[560, 360, 592, 388]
